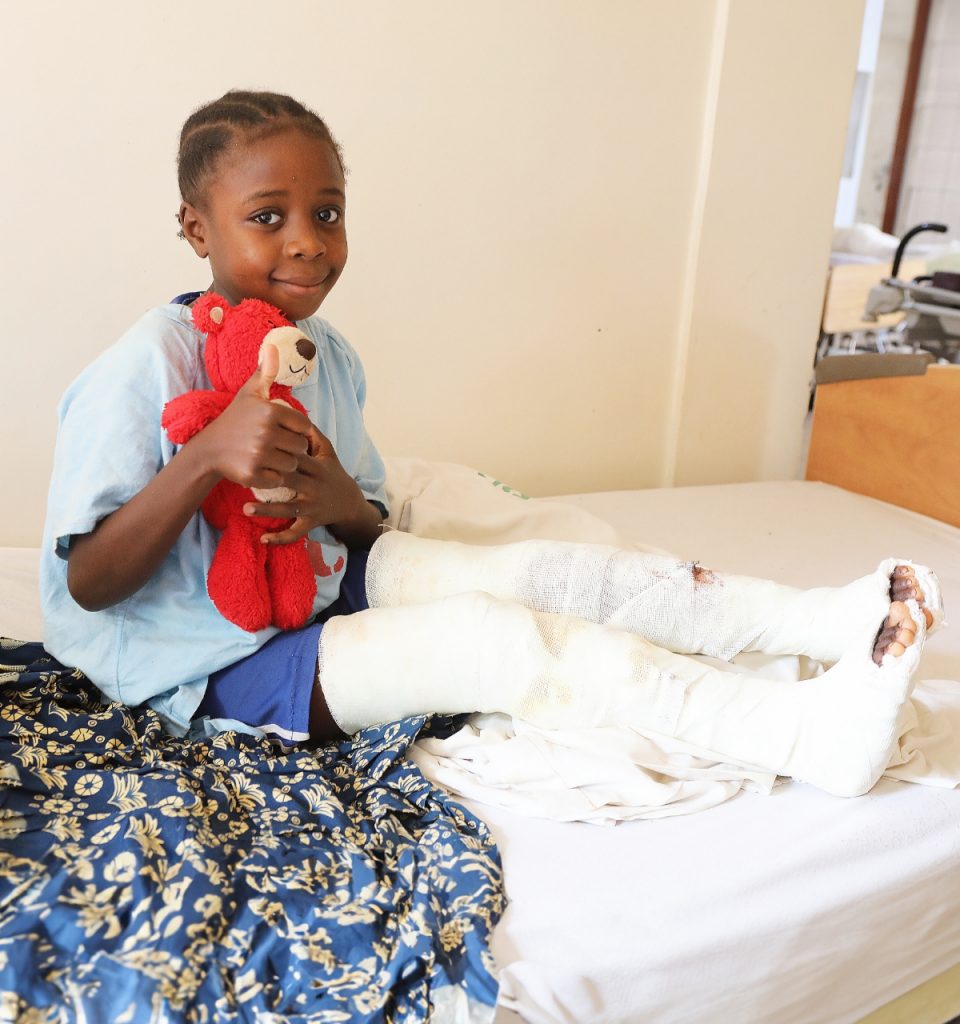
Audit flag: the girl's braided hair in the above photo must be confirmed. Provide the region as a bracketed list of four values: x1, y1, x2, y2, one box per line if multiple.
[177, 89, 344, 211]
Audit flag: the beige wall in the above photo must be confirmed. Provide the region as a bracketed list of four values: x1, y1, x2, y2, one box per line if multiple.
[0, 0, 863, 547]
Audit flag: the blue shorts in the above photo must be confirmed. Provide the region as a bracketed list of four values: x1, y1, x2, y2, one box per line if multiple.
[196, 550, 369, 742]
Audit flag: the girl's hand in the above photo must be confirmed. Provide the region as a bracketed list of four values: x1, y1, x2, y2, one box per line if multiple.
[190, 344, 383, 548]
[243, 430, 368, 545]
[191, 344, 314, 489]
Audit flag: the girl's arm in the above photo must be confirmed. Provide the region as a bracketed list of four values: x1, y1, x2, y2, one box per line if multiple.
[68, 349, 314, 611]
[67, 438, 222, 611]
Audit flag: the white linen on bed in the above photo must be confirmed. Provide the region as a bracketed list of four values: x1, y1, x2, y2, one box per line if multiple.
[384, 457, 633, 549]
[381, 459, 960, 823]
[486, 771, 960, 1024]
[410, 714, 777, 820]
[479, 479, 960, 1024]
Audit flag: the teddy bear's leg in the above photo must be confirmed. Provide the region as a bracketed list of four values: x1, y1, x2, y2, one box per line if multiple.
[208, 517, 273, 632]
[266, 539, 318, 630]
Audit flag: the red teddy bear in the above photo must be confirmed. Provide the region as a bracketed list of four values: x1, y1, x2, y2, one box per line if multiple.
[162, 293, 320, 632]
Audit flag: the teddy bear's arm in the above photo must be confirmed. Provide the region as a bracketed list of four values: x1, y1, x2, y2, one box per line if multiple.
[162, 390, 234, 445]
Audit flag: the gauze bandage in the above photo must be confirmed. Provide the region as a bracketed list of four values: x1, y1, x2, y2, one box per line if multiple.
[318, 591, 926, 798]
[366, 532, 943, 663]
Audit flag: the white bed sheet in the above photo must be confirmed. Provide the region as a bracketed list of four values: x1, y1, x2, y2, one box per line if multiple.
[477, 480, 960, 1024]
[4, 478, 960, 1024]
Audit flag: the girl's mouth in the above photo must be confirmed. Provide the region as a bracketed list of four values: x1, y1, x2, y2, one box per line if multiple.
[275, 278, 324, 291]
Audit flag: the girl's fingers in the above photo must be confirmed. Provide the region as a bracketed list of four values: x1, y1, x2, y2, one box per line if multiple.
[272, 406, 315, 442]
[306, 424, 331, 457]
[242, 460, 295, 488]
[243, 500, 300, 519]
[260, 519, 310, 545]
[239, 343, 279, 399]
[249, 439, 311, 480]
[242, 470, 286, 492]
[271, 424, 312, 456]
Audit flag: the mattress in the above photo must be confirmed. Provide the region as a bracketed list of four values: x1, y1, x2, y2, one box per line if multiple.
[479, 481, 960, 1023]
[4, 478, 960, 1023]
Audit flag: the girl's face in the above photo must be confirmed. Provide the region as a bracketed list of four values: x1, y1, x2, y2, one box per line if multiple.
[180, 128, 347, 322]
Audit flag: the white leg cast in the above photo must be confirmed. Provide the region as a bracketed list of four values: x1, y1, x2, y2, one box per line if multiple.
[318, 591, 926, 798]
[365, 532, 943, 663]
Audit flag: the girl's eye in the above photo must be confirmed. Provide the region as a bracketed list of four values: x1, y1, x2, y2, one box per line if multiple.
[252, 211, 281, 226]
[317, 208, 341, 224]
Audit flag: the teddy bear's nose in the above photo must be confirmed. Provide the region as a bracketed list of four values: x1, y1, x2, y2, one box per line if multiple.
[296, 338, 317, 361]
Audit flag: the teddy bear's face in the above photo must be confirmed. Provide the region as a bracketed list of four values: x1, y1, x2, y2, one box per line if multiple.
[261, 325, 317, 388]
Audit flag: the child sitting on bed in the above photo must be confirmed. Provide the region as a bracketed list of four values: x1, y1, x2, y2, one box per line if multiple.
[41, 89, 942, 801]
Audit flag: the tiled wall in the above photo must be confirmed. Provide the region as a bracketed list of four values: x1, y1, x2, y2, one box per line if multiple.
[854, 0, 916, 227]
[897, 0, 960, 240]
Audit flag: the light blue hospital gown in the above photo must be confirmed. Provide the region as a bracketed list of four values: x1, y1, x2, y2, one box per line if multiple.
[40, 300, 387, 734]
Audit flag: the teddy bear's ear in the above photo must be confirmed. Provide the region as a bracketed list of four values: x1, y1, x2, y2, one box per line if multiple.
[191, 292, 230, 333]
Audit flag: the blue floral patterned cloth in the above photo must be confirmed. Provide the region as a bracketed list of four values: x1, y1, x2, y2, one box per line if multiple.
[0, 638, 504, 1021]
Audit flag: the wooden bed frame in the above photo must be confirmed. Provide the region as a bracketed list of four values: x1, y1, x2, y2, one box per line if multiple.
[861, 962, 960, 1024]
[806, 361, 960, 529]
[807, 359, 960, 1023]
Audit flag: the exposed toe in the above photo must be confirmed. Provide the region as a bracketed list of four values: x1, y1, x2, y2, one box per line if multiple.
[872, 601, 918, 666]
[890, 565, 934, 628]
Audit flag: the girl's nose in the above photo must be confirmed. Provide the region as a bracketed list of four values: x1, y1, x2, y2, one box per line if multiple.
[296, 338, 316, 360]
[284, 224, 326, 260]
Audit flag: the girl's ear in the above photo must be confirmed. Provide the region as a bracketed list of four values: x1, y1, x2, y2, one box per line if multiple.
[179, 202, 209, 259]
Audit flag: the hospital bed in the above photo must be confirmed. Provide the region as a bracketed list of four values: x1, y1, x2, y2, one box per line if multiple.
[1, 366, 959, 1022]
